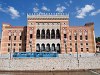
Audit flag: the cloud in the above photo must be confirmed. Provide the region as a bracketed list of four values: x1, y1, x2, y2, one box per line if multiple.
[90, 9, 100, 16]
[0, 7, 6, 12]
[8, 6, 20, 19]
[65, 2, 70, 7]
[76, 5, 95, 19]
[0, 6, 20, 19]
[33, 7, 39, 12]
[56, 6, 66, 12]
[41, 6, 50, 11]
[69, 0, 73, 4]
[56, 4, 61, 7]
[0, 5, 7, 13]
[65, 0, 72, 7]
[35, 3, 38, 6]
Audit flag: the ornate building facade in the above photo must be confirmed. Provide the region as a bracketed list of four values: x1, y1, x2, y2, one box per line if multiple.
[1, 13, 96, 54]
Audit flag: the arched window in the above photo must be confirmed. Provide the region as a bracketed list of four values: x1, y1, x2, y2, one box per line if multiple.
[80, 35, 82, 40]
[56, 43, 60, 53]
[51, 43, 55, 51]
[41, 29, 45, 39]
[85, 35, 88, 40]
[41, 43, 45, 51]
[74, 32, 77, 40]
[75, 43, 77, 52]
[84, 30, 88, 40]
[36, 44, 40, 52]
[51, 29, 55, 39]
[69, 36, 71, 40]
[36, 29, 40, 39]
[56, 29, 60, 39]
[46, 43, 50, 52]
[46, 29, 50, 39]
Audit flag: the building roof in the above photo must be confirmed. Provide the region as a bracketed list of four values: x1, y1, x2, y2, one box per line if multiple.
[96, 42, 100, 46]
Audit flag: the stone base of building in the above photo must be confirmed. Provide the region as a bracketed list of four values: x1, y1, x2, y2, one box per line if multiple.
[59, 53, 96, 58]
[0, 54, 100, 71]
[0, 53, 96, 58]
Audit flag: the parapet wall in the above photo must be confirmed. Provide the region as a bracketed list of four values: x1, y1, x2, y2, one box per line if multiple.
[0, 55, 100, 71]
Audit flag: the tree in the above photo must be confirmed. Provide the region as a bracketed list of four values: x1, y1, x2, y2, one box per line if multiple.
[95, 37, 100, 43]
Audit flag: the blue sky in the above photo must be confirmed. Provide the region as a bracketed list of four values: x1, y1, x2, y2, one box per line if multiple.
[0, 0, 100, 37]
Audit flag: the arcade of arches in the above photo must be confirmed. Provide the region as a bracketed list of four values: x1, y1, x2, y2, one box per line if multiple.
[36, 43, 61, 53]
[36, 29, 60, 39]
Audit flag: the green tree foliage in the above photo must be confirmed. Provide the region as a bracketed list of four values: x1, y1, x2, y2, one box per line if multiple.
[95, 37, 100, 43]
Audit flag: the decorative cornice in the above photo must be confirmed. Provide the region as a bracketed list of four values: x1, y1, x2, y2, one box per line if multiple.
[27, 13, 69, 16]
[27, 13, 69, 20]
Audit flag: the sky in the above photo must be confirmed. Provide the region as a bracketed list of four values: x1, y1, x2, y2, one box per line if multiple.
[0, 0, 100, 37]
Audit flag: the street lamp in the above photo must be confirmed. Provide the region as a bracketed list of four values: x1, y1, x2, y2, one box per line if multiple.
[29, 40, 32, 52]
[64, 37, 67, 53]
[75, 33, 79, 67]
[9, 32, 13, 60]
[65, 44, 67, 53]
[76, 40, 78, 61]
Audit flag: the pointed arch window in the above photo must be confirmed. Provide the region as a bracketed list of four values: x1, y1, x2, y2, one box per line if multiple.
[46, 43, 50, 52]
[51, 29, 55, 39]
[51, 43, 55, 51]
[56, 43, 60, 53]
[46, 29, 50, 39]
[41, 43, 45, 51]
[56, 29, 60, 39]
[36, 43, 40, 52]
[41, 29, 45, 39]
[36, 29, 40, 39]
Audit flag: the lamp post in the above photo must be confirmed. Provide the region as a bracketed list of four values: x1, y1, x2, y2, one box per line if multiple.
[76, 39, 78, 61]
[31, 43, 32, 52]
[65, 44, 67, 53]
[64, 37, 67, 53]
[75, 33, 79, 66]
[29, 40, 32, 52]
[10, 32, 13, 60]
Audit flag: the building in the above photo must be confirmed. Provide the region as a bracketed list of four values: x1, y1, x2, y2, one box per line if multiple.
[96, 42, 100, 53]
[0, 39, 1, 54]
[1, 13, 96, 55]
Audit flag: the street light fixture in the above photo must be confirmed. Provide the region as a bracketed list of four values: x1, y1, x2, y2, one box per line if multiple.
[76, 40, 78, 61]
[9, 32, 13, 60]
[75, 32, 79, 66]
[64, 36, 67, 53]
[29, 40, 32, 52]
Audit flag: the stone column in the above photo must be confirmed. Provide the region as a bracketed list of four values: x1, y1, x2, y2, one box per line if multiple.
[45, 29, 46, 39]
[40, 29, 41, 39]
[50, 29, 51, 39]
[55, 29, 56, 39]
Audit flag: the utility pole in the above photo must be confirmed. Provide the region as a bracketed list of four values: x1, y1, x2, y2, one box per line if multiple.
[10, 32, 13, 60]
[31, 43, 32, 52]
[29, 40, 32, 52]
[75, 33, 79, 66]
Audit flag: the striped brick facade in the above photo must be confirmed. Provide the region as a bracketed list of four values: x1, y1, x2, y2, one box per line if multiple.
[1, 13, 96, 54]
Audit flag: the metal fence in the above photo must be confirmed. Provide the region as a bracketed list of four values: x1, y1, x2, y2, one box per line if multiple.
[13, 52, 58, 58]
[0, 53, 98, 59]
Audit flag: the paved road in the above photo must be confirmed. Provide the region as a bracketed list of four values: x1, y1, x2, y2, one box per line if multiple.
[0, 71, 97, 75]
